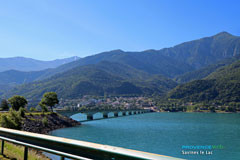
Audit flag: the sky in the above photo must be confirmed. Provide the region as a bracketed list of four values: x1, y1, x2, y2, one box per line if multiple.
[0, 0, 240, 60]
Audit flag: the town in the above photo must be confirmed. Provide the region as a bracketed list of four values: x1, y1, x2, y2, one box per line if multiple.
[57, 96, 156, 111]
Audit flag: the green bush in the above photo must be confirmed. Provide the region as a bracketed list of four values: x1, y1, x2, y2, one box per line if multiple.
[0, 99, 9, 111]
[0, 108, 22, 129]
[30, 107, 37, 112]
[40, 104, 48, 113]
[42, 117, 48, 127]
[18, 107, 26, 118]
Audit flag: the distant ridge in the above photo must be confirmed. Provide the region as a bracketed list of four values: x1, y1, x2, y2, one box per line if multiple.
[37, 31, 240, 80]
[0, 56, 80, 72]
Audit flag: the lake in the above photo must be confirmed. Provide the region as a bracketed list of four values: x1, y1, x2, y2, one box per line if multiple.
[49, 112, 240, 160]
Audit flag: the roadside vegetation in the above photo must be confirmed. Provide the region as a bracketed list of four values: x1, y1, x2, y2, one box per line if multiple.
[0, 141, 49, 160]
[0, 92, 59, 160]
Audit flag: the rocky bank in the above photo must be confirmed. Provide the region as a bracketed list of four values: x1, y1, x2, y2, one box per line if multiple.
[22, 113, 80, 134]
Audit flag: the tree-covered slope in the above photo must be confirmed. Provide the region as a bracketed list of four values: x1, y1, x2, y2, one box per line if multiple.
[4, 61, 177, 100]
[0, 69, 48, 85]
[175, 55, 240, 83]
[37, 49, 193, 79]
[168, 60, 240, 104]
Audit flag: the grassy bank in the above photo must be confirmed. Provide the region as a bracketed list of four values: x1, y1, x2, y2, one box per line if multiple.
[0, 141, 49, 160]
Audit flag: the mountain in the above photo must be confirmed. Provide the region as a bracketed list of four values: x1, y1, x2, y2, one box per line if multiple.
[3, 61, 177, 100]
[2, 32, 240, 101]
[168, 60, 240, 104]
[0, 56, 80, 72]
[175, 54, 240, 83]
[0, 69, 48, 85]
[160, 32, 240, 69]
[33, 32, 240, 80]
[1, 32, 239, 87]
[36, 49, 193, 80]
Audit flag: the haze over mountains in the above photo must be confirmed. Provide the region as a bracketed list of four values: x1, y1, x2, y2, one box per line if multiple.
[1, 32, 240, 103]
[0, 56, 80, 72]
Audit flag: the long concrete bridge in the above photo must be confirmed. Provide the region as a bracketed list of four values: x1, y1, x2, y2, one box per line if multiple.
[55, 109, 153, 121]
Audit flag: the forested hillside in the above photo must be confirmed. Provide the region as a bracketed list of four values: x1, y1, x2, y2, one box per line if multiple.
[168, 60, 240, 104]
[175, 55, 240, 83]
[4, 61, 177, 100]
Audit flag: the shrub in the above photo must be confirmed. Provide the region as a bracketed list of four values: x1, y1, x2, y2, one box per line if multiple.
[40, 104, 48, 113]
[0, 108, 22, 129]
[0, 99, 9, 111]
[18, 107, 26, 118]
[30, 107, 37, 112]
[42, 117, 48, 127]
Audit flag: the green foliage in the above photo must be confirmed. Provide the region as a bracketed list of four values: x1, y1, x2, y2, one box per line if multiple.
[8, 95, 28, 111]
[0, 108, 22, 129]
[18, 107, 26, 118]
[30, 107, 37, 112]
[175, 55, 240, 83]
[40, 104, 48, 113]
[42, 117, 48, 127]
[0, 99, 9, 111]
[39, 92, 59, 112]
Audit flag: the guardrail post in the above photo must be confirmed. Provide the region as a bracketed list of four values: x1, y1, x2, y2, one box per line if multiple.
[1, 140, 4, 155]
[24, 146, 28, 160]
[61, 156, 65, 160]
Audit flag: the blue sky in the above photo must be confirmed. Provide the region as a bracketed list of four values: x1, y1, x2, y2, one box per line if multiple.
[0, 0, 239, 60]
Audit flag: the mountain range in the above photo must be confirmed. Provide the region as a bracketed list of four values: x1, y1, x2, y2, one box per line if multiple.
[0, 56, 80, 72]
[1, 31, 240, 104]
[3, 61, 177, 100]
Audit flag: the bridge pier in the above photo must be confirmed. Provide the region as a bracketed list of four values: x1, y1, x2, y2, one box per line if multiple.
[103, 112, 108, 118]
[114, 112, 118, 117]
[87, 114, 94, 120]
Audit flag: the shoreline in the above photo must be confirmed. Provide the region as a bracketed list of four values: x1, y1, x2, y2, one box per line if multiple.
[156, 110, 240, 113]
[22, 112, 81, 134]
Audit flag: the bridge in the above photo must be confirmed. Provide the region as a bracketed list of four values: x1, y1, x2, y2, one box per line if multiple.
[55, 109, 152, 121]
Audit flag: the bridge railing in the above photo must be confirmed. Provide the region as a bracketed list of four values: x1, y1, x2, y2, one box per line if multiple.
[0, 127, 183, 160]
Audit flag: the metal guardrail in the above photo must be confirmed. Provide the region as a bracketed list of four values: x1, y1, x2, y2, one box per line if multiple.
[0, 127, 184, 160]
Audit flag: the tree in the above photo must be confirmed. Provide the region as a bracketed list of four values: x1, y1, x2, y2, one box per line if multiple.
[39, 92, 59, 112]
[0, 99, 9, 111]
[39, 103, 48, 113]
[8, 95, 28, 111]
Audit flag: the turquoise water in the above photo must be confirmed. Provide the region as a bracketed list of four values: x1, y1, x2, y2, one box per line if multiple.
[50, 112, 240, 160]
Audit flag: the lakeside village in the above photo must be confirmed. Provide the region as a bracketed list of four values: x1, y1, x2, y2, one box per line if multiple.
[55, 96, 157, 111]
[41, 95, 240, 113]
